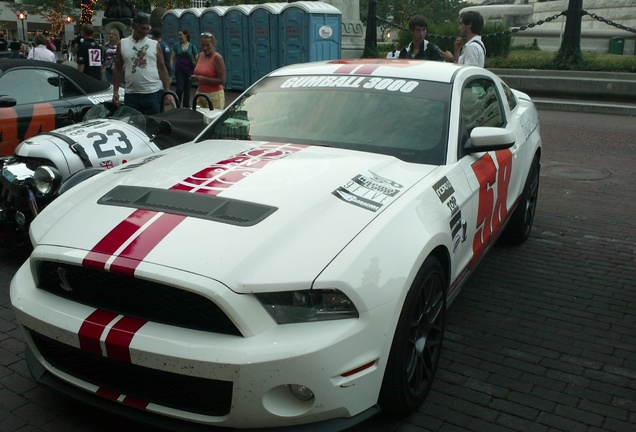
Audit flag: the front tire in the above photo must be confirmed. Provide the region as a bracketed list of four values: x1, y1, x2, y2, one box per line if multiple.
[501, 154, 540, 244]
[379, 256, 447, 415]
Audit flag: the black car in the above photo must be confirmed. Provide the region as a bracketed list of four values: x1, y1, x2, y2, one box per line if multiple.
[0, 59, 117, 156]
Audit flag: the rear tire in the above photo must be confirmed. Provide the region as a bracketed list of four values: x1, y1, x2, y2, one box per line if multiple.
[501, 154, 540, 244]
[379, 256, 447, 415]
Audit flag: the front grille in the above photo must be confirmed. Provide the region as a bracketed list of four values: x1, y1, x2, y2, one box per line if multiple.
[37, 261, 242, 336]
[30, 331, 233, 416]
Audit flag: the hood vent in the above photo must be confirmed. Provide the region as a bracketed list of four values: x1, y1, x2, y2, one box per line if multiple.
[98, 186, 277, 226]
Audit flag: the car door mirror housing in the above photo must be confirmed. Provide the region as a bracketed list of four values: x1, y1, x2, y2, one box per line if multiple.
[464, 127, 515, 153]
[0, 95, 16, 107]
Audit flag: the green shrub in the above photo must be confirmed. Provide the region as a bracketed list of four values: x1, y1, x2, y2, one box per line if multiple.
[486, 50, 636, 72]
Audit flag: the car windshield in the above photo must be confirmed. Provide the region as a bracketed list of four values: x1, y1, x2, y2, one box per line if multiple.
[83, 104, 146, 132]
[198, 75, 451, 165]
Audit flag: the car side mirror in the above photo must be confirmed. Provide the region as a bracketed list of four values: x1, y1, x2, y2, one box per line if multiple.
[0, 95, 17, 107]
[464, 127, 515, 153]
[47, 77, 61, 87]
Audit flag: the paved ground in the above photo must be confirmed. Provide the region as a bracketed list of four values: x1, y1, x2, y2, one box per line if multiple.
[1, 109, 635, 432]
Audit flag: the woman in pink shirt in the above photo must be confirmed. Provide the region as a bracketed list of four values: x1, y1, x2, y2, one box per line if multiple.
[192, 32, 226, 110]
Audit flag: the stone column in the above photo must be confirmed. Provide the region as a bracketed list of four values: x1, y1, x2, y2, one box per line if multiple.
[323, 0, 364, 58]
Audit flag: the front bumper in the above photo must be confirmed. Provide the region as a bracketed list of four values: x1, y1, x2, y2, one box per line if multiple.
[11, 247, 396, 430]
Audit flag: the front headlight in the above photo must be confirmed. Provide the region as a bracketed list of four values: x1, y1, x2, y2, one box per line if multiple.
[256, 289, 359, 324]
[33, 166, 62, 196]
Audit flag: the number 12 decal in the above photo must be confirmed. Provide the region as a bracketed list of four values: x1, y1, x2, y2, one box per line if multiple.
[471, 149, 513, 258]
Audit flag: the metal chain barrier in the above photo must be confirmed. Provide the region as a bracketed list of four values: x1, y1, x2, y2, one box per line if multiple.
[585, 11, 636, 34]
[377, 10, 636, 41]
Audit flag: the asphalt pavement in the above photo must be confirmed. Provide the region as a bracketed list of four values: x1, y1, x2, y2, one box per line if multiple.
[1, 105, 635, 431]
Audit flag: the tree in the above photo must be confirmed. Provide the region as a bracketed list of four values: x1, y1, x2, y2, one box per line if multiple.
[554, 0, 585, 69]
[361, 0, 468, 28]
[10, 0, 75, 36]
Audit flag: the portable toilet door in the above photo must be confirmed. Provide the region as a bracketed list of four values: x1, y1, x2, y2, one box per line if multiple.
[162, 9, 184, 51]
[200, 6, 229, 54]
[223, 5, 253, 91]
[249, 3, 285, 87]
[280, 1, 342, 66]
[180, 8, 204, 53]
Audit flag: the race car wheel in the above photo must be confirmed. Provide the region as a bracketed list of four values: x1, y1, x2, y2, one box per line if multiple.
[501, 154, 540, 244]
[379, 255, 447, 415]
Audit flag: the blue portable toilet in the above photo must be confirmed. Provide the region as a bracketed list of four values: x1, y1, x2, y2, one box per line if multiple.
[279, 1, 342, 67]
[248, 3, 285, 87]
[162, 9, 185, 51]
[223, 5, 254, 91]
[200, 6, 229, 51]
[180, 8, 205, 52]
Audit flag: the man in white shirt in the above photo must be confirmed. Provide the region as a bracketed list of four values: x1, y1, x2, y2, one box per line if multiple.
[112, 12, 174, 114]
[442, 11, 486, 67]
[386, 43, 400, 59]
[27, 35, 56, 63]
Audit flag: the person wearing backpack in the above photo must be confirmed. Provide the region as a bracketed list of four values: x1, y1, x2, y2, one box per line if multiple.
[442, 11, 486, 67]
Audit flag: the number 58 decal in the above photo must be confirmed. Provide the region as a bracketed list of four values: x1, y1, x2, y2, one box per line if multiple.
[87, 129, 133, 158]
[471, 149, 513, 258]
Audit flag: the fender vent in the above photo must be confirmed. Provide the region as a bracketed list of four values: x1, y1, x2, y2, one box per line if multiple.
[98, 186, 276, 226]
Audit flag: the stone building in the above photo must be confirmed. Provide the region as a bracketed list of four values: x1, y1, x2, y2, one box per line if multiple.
[465, 0, 636, 54]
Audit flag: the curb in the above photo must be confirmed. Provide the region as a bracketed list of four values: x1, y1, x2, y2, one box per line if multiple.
[532, 98, 636, 116]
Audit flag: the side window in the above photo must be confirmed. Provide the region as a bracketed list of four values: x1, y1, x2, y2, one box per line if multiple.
[501, 82, 518, 112]
[0, 69, 62, 104]
[61, 77, 83, 99]
[459, 79, 504, 150]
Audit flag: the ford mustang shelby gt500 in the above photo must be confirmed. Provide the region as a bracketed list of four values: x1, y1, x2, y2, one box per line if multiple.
[11, 59, 541, 430]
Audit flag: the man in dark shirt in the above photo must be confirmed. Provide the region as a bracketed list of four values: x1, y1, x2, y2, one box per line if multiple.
[77, 24, 103, 80]
[398, 15, 443, 61]
[150, 28, 172, 78]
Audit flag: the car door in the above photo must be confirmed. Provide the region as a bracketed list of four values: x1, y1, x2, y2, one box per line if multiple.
[455, 77, 520, 272]
[0, 68, 76, 155]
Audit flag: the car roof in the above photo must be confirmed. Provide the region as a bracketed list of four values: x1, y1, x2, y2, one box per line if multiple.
[0, 58, 110, 95]
[269, 59, 466, 83]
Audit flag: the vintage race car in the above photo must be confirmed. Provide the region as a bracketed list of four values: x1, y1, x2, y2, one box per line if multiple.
[0, 99, 219, 248]
[11, 59, 541, 430]
[0, 59, 124, 156]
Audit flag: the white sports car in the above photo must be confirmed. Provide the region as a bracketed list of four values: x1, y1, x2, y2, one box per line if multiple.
[11, 59, 541, 430]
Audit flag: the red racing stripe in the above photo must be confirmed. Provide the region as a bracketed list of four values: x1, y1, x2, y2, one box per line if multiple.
[96, 387, 120, 400]
[83, 209, 157, 269]
[104, 316, 148, 363]
[86, 143, 308, 274]
[109, 212, 186, 276]
[78, 310, 119, 355]
[123, 396, 150, 409]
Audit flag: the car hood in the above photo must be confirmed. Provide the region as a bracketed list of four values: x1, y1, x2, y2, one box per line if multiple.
[33, 140, 438, 293]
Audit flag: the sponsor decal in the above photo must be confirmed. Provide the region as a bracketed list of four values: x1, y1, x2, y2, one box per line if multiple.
[117, 154, 164, 172]
[333, 171, 403, 212]
[280, 76, 419, 93]
[100, 160, 114, 169]
[0, 103, 56, 156]
[433, 176, 455, 202]
[88, 93, 115, 105]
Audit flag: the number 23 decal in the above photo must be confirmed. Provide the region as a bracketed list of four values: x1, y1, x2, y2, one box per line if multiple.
[87, 129, 132, 158]
[471, 149, 513, 258]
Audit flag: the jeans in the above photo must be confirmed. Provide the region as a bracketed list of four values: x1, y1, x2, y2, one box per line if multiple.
[175, 69, 192, 108]
[124, 90, 163, 115]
